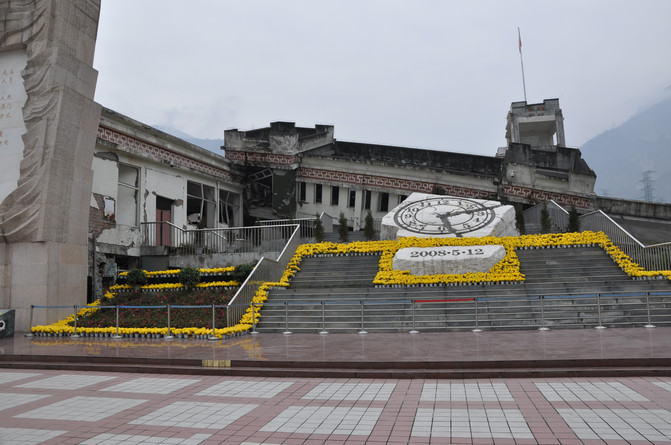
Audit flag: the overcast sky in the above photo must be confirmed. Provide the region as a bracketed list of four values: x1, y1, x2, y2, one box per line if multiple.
[93, 1, 671, 156]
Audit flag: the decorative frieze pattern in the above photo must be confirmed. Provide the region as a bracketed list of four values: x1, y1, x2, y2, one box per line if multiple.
[226, 150, 297, 166]
[97, 127, 234, 181]
[504, 185, 592, 208]
[297, 167, 493, 198]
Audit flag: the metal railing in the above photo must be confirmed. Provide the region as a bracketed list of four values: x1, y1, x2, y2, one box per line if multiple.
[258, 212, 335, 238]
[581, 210, 671, 271]
[523, 202, 671, 271]
[141, 222, 299, 256]
[26, 290, 671, 336]
[253, 291, 671, 333]
[226, 224, 302, 327]
[522, 200, 569, 233]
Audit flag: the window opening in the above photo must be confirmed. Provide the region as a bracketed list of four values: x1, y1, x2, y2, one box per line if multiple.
[186, 181, 215, 227]
[363, 190, 372, 210]
[298, 181, 306, 202]
[379, 192, 389, 212]
[331, 186, 339, 206]
[315, 184, 322, 203]
[117, 164, 139, 226]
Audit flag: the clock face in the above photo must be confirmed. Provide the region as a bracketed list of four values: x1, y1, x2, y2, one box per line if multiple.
[393, 197, 496, 236]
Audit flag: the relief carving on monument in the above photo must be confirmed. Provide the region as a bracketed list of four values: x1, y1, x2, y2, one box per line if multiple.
[0, 0, 101, 243]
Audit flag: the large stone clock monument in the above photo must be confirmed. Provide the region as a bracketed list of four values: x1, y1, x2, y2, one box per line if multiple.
[381, 193, 518, 240]
[0, 1, 102, 330]
[381, 193, 519, 276]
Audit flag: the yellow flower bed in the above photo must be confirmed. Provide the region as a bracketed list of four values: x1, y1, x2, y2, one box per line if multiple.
[31, 231, 670, 338]
[118, 266, 235, 277]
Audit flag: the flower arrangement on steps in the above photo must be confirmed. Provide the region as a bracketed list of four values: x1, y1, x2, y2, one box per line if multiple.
[31, 232, 671, 338]
[31, 266, 246, 338]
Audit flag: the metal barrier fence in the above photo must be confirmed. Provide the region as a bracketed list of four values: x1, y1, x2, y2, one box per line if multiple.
[225, 224, 303, 327]
[258, 213, 335, 237]
[27, 290, 671, 337]
[141, 222, 299, 256]
[522, 200, 569, 233]
[250, 291, 671, 334]
[522, 202, 671, 271]
[581, 210, 671, 271]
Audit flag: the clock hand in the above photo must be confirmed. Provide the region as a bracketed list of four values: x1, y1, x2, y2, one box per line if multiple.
[432, 210, 463, 238]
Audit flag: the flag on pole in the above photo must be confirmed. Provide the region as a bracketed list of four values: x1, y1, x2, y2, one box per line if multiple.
[518, 28, 522, 53]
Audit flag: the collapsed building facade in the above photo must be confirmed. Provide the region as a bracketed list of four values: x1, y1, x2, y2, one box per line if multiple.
[224, 99, 596, 230]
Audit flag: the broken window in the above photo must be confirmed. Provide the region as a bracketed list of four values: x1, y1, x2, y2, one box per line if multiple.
[186, 181, 215, 227]
[219, 190, 239, 226]
[348, 189, 356, 208]
[117, 164, 138, 226]
[247, 168, 273, 206]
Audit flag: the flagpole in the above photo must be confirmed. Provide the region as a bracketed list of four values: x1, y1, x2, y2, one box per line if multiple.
[518, 27, 527, 103]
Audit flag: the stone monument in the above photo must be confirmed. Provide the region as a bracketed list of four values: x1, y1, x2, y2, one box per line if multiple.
[0, 1, 102, 331]
[380, 192, 518, 276]
[381, 192, 518, 240]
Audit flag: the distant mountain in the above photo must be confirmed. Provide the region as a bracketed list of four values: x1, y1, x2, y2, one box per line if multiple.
[153, 125, 225, 154]
[580, 97, 671, 204]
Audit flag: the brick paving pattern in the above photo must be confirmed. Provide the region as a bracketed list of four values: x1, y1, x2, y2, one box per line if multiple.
[2, 369, 671, 444]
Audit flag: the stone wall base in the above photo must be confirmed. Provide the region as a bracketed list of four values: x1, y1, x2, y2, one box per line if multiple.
[0, 242, 87, 332]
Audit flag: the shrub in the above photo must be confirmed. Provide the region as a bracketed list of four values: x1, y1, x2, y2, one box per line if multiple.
[540, 203, 552, 234]
[314, 214, 324, 242]
[363, 210, 375, 240]
[567, 205, 581, 233]
[232, 262, 255, 283]
[338, 212, 349, 242]
[178, 267, 201, 287]
[126, 269, 148, 286]
[515, 206, 525, 235]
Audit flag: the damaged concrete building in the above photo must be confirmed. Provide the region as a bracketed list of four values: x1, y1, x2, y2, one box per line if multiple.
[224, 98, 596, 231]
[89, 108, 243, 300]
[89, 98, 671, 301]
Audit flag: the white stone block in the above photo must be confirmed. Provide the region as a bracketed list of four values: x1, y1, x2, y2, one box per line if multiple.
[381, 192, 518, 240]
[392, 245, 506, 275]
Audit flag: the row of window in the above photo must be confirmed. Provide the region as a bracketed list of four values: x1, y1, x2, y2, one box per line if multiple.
[115, 164, 237, 228]
[298, 182, 406, 212]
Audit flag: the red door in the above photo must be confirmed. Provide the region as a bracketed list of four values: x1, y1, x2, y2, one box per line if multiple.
[156, 208, 172, 246]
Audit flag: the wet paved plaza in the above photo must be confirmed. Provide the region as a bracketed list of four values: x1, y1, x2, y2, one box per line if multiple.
[1, 328, 671, 444]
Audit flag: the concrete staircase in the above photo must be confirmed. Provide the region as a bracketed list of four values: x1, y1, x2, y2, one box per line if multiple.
[255, 247, 671, 333]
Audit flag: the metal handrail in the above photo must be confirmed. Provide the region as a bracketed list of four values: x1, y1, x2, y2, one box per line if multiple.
[523, 203, 671, 271]
[141, 222, 300, 256]
[581, 210, 671, 270]
[27, 290, 671, 336]
[253, 290, 671, 333]
[226, 224, 302, 327]
[522, 199, 569, 233]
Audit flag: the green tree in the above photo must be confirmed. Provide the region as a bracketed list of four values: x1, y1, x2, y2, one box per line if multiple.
[363, 210, 375, 240]
[515, 206, 525, 235]
[338, 212, 349, 242]
[313, 214, 325, 242]
[567, 205, 581, 233]
[540, 202, 552, 234]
